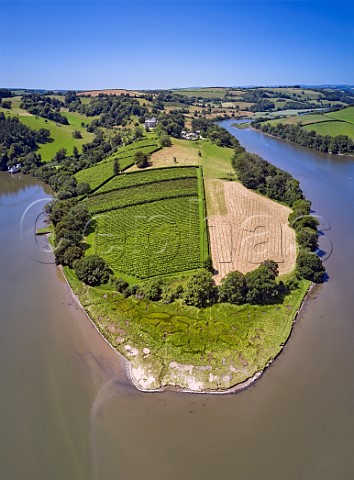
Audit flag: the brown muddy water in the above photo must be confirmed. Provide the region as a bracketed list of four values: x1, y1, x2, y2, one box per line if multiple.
[1, 121, 354, 480]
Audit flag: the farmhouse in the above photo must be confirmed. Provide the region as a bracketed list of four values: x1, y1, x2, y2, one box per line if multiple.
[181, 130, 200, 141]
[145, 117, 158, 129]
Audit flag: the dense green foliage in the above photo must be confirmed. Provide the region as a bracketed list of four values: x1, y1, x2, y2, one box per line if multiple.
[253, 121, 354, 155]
[156, 112, 185, 138]
[0, 88, 13, 99]
[218, 271, 247, 304]
[191, 117, 237, 147]
[20, 93, 69, 124]
[232, 150, 303, 206]
[296, 251, 326, 283]
[184, 270, 218, 308]
[75, 255, 111, 286]
[77, 94, 147, 128]
[134, 150, 149, 168]
[47, 200, 91, 267]
[0, 113, 49, 171]
[245, 261, 282, 305]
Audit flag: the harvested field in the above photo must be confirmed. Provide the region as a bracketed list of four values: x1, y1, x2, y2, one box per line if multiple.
[78, 89, 142, 97]
[207, 181, 296, 283]
[127, 139, 200, 171]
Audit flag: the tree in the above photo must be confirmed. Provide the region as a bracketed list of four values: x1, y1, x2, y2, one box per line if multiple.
[113, 158, 120, 175]
[61, 245, 84, 267]
[159, 134, 172, 147]
[134, 151, 149, 168]
[296, 227, 319, 251]
[77, 182, 91, 196]
[143, 279, 163, 301]
[184, 270, 217, 308]
[72, 130, 82, 139]
[115, 278, 129, 293]
[289, 199, 312, 225]
[218, 271, 246, 304]
[1, 100, 11, 109]
[296, 251, 325, 282]
[72, 146, 80, 159]
[65, 91, 77, 104]
[75, 255, 111, 286]
[245, 261, 280, 304]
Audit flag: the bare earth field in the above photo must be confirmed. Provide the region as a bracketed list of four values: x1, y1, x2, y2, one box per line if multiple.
[77, 89, 142, 97]
[206, 180, 296, 283]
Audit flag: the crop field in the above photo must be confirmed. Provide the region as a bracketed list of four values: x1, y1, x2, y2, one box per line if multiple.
[75, 137, 160, 191]
[303, 120, 354, 139]
[92, 197, 201, 278]
[174, 87, 228, 99]
[137, 138, 234, 181]
[75, 160, 116, 191]
[261, 87, 322, 101]
[95, 166, 198, 194]
[85, 177, 198, 214]
[269, 114, 332, 126]
[77, 89, 142, 97]
[207, 181, 296, 283]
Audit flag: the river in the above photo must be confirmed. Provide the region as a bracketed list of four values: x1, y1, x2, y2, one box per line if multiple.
[1, 123, 354, 480]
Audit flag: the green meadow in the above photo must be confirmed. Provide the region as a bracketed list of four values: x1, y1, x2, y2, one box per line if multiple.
[19, 115, 95, 161]
[0, 97, 95, 161]
[304, 120, 354, 139]
[64, 266, 310, 389]
[263, 106, 354, 139]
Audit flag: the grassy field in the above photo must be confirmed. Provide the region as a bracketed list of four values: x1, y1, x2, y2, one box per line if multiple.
[61, 110, 99, 128]
[133, 138, 235, 179]
[264, 106, 354, 139]
[0, 98, 95, 161]
[325, 106, 354, 123]
[19, 115, 95, 161]
[174, 87, 228, 99]
[268, 113, 331, 126]
[65, 266, 310, 391]
[303, 121, 354, 138]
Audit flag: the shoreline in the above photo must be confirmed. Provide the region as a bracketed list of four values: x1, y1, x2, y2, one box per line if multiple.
[249, 125, 354, 158]
[59, 262, 314, 395]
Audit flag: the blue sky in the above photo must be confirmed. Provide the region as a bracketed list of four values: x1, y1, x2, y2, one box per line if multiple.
[1, 1, 353, 89]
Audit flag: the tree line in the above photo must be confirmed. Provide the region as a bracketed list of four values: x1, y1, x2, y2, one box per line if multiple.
[252, 121, 354, 155]
[20, 93, 69, 125]
[191, 117, 237, 147]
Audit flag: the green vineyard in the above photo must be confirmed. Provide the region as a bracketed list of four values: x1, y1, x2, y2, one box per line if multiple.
[85, 177, 198, 214]
[92, 197, 202, 278]
[95, 166, 198, 195]
[74, 136, 160, 191]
